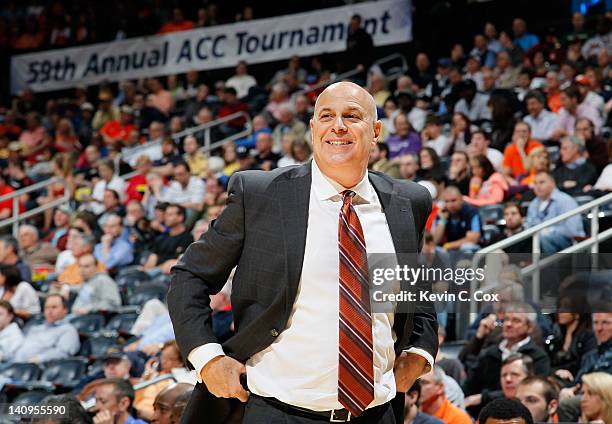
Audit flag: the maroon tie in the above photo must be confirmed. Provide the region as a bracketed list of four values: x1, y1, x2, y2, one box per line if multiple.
[338, 190, 374, 416]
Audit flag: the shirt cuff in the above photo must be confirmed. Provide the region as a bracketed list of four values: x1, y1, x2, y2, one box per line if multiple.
[188, 343, 225, 384]
[403, 347, 435, 375]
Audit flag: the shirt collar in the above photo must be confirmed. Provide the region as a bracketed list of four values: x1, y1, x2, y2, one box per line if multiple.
[311, 159, 372, 204]
[499, 336, 531, 359]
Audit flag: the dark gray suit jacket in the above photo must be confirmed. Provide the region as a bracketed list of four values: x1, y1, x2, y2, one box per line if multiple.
[168, 161, 438, 368]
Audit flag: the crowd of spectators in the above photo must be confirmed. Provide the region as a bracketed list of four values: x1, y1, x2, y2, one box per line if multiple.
[0, 2, 611, 423]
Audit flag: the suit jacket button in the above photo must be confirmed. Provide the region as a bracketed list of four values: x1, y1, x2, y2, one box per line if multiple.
[270, 328, 279, 337]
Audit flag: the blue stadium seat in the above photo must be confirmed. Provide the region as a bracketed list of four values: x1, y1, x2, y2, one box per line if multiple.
[0, 363, 41, 383]
[478, 204, 504, 225]
[88, 336, 121, 359]
[481, 224, 502, 246]
[127, 283, 168, 307]
[69, 313, 106, 335]
[104, 312, 139, 336]
[39, 358, 88, 389]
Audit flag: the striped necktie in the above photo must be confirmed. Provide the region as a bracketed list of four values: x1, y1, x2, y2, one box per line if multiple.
[338, 190, 374, 416]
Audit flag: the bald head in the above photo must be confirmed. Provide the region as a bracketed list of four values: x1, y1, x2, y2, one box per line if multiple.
[314, 82, 378, 123]
[153, 383, 193, 424]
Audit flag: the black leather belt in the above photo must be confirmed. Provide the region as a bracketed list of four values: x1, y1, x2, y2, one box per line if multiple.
[253, 394, 386, 422]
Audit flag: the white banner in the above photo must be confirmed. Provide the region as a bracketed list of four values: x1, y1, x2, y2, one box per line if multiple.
[10, 0, 411, 94]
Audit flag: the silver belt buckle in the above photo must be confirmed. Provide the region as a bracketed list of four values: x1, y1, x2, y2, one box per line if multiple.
[330, 409, 351, 422]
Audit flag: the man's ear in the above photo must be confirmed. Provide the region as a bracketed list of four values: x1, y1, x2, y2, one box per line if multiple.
[373, 120, 382, 142]
[119, 395, 131, 412]
[548, 399, 558, 416]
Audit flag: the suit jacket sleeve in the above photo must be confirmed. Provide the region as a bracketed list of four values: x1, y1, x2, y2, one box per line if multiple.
[167, 173, 245, 361]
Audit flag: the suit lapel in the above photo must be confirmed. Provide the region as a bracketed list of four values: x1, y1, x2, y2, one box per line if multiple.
[369, 172, 417, 254]
[277, 163, 312, 308]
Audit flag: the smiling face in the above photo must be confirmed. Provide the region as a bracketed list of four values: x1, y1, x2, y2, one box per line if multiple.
[310, 82, 381, 187]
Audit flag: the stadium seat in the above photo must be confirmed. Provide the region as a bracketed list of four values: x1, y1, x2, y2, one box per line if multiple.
[127, 283, 168, 307]
[88, 336, 121, 359]
[574, 195, 595, 206]
[104, 312, 139, 336]
[39, 358, 88, 389]
[21, 313, 45, 334]
[546, 145, 560, 163]
[478, 204, 504, 225]
[481, 224, 502, 246]
[69, 313, 106, 335]
[0, 363, 41, 383]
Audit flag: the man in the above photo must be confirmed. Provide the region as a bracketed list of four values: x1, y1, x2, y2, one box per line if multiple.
[502, 122, 543, 180]
[571, 312, 612, 383]
[516, 376, 559, 423]
[345, 14, 374, 74]
[552, 85, 602, 139]
[225, 61, 257, 100]
[92, 378, 147, 424]
[403, 381, 444, 424]
[57, 233, 105, 286]
[488, 202, 531, 254]
[0, 235, 32, 282]
[0, 173, 24, 219]
[478, 398, 534, 424]
[253, 132, 282, 171]
[161, 162, 206, 214]
[100, 105, 136, 146]
[431, 186, 481, 253]
[370, 142, 400, 179]
[18, 224, 58, 268]
[94, 214, 134, 271]
[470, 34, 497, 69]
[421, 115, 451, 157]
[467, 130, 504, 172]
[526, 171, 585, 255]
[454, 79, 491, 122]
[71, 254, 121, 316]
[523, 91, 559, 141]
[271, 105, 307, 153]
[462, 302, 550, 396]
[399, 153, 419, 181]
[14, 294, 80, 363]
[495, 51, 519, 89]
[151, 383, 194, 424]
[512, 18, 539, 52]
[574, 118, 609, 174]
[168, 82, 437, 423]
[553, 135, 598, 196]
[142, 204, 193, 275]
[419, 367, 472, 424]
[75, 347, 137, 401]
[98, 189, 126, 226]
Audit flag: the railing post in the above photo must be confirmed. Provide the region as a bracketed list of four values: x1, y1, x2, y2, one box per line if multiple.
[12, 197, 19, 237]
[591, 205, 599, 269]
[204, 128, 211, 152]
[532, 232, 540, 302]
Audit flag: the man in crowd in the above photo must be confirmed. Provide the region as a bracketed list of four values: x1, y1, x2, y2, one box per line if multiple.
[478, 398, 534, 424]
[57, 233, 104, 286]
[71, 254, 121, 315]
[14, 294, 80, 363]
[419, 367, 473, 424]
[432, 186, 481, 254]
[488, 202, 531, 254]
[552, 85, 602, 139]
[403, 381, 443, 424]
[254, 132, 282, 170]
[92, 378, 148, 424]
[526, 171, 585, 255]
[466, 130, 503, 172]
[516, 376, 559, 423]
[94, 214, 134, 271]
[502, 122, 543, 180]
[18, 224, 58, 269]
[151, 383, 195, 424]
[523, 91, 558, 141]
[0, 234, 31, 282]
[161, 162, 205, 215]
[552, 135, 598, 196]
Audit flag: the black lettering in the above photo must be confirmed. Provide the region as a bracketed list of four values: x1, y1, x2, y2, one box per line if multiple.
[83, 54, 99, 77]
[39, 60, 52, 83]
[364, 17, 377, 35]
[380, 10, 391, 34]
[132, 52, 146, 69]
[101, 56, 115, 73]
[26, 61, 39, 84]
[147, 50, 161, 67]
[236, 31, 248, 55]
[306, 26, 319, 45]
[321, 23, 344, 42]
[117, 54, 130, 72]
[246, 35, 259, 53]
[63, 56, 76, 80]
[176, 40, 192, 63]
[52, 61, 63, 80]
[195, 36, 212, 60]
[278, 31, 289, 49]
[289, 29, 304, 48]
[162, 41, 169, 65]
[261, 33, 275, 51]
[212, 35, 226, 57]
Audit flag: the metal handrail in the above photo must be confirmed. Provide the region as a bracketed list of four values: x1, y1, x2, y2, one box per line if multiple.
[116, 111, 252, 175]
[0, 176, 70, 236]
[469, 191, 612, 317]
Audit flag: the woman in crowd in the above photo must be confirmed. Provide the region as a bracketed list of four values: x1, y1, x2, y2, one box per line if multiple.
[182, 135, 208, 177]
[0, 264, 40, 320]
[518, 147, 551, 187]
[416, 147, 445, 181]
[53, 118, 81, 153]
[464, 154, 508, 207]
[580, 372, 612, 423]
[447, 112, 473, 153]
[0, 300, 24, 362]
[448, 151, 471, 195]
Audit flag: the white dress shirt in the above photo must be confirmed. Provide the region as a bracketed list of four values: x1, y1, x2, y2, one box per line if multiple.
[189, 160, 433, 411]
[523, 110, 559, 140]
[161, 177, 205, 205]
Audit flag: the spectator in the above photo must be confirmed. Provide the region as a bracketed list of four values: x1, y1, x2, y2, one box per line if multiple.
[125, 155, 153, 203]
[345, 14, 374, 74]
[92, 90, 120, 131]
[100, 105, 136, 146]
[57, 233, 104, 286]
[464, 55, 485, 91]
[94, 214, 134, 270]
[91, 378, 147, 424]
[98, 189, 126, 225]
[225, 61, 257, 100]
[413, 53, 435, 90]
[0, 300, 24, 362]
[516, 376, 559, 423]
[399, 153, 420, 181]
[526, 171, 584, 255]
[368, 72, 391, 108]
[153, 137, 183, 177]
[553, 135, 598, 196]
[142, 204, 193, 275]
[579, 372, 612, 424]
[552, 85, 602, 139]
[0, 263, 39, 320]
[419, 367, 473, 424]
[432, 186, 481, 253]
[30, 395, 93, 424]
[463, 302, 551, 396]
[488, 202, 532, 253]
[385, 113, 422, 158]
[518, 146, 550, 187]
[571, 312, 612, 384]
[447, 151, 470, 195]
[495, 51, 520, 89]
[370, 142, 400, 178]
[403, 380, 444, 424]
[14, 294, 79, 363]
[151, 382, 194, 424]
[466, 130, 504, 172]
[523, 91, 558, 141]
[18, 224, 58, 268]
[502, 121, 543, 180]
[254, 132, 282, 171]
[148, 78, 175, 116]
[544, 71, 562, 113]
[0, 234, 32, 282]
[470, 34, 497, 69]
[512, 18, 539, 52]
[89, 159, 126, 215]
[217, 87, 249, 135]
[293, 94, 312, 126]
[235, 114, 272, 150]
[448, 112, 473, 154]
[574, 118, 609, 174]
[182, 135, 208, 178]
[488, 90, 518, 151]
[422, 115, 452, 157]
[417, 147, 445, 181]
[464, 154, 508, 207]
[71, 254, 121, 315]
[161, 162, 205, 213]
[266, 83, 293, 122]
[158, 7, 194, 34]
[18, 111, 49, 165]
[271, 105, 306, 152]
[0, 173, 25, 220]
[478, 398, 534, 424]
[454, 79, 492, 123]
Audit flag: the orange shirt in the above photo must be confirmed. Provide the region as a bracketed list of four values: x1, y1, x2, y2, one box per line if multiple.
[158, 20, 194, 34]
[58, 262, 106, 285]
[100, 120, 136, 142]
[503, 139, 543, 177]
[548, 92, 562, 113]
[433, 398, 473, 424]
